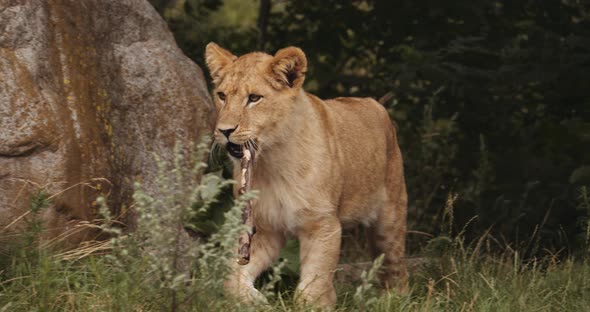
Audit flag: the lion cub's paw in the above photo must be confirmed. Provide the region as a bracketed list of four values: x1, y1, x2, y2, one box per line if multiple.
[224, 279, 268, 305]
[294, 284, 337, 310]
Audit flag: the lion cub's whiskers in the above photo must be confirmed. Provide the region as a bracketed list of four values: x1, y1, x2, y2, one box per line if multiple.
[245, 138, 257, 156]
[242, 138, 264, 160]
[250, 139, 259, 151]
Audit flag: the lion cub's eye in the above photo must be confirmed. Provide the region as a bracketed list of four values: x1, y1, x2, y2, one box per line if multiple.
[247, 94, 262, 103]
[217, 92, 226, 101]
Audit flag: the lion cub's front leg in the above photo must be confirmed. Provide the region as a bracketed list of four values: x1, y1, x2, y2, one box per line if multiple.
[296, 216, 342, 308]
[224, 229, 285, 304]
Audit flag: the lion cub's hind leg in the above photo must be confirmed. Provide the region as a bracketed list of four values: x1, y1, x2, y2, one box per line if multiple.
[368, 193, 409, 294]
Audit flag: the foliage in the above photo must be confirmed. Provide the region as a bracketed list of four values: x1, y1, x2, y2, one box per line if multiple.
[0, 142, 249, 311]
[149, 0, 258, 71]
[2, 170, 590, 311]
[353, 254, 384, 309]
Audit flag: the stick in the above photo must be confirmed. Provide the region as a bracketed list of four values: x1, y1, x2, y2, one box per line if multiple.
[237, 147, 256, 265]
[378, 91, 394, 105]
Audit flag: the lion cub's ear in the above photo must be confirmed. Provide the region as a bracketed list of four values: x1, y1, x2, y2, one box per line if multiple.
[269, 47, 307, 89]
[205, 42, 237, 82]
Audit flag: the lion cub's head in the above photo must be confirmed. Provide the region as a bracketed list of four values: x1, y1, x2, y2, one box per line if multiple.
[205, 43, 307, 158]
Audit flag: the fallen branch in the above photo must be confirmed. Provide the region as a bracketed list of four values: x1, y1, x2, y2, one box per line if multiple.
[237, 147, 256, 265]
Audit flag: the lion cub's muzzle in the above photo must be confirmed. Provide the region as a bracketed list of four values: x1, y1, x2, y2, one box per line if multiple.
[217, 126, 244, 158]
[226, 142, 244, 158]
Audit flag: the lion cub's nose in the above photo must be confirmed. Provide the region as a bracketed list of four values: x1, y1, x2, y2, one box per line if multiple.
[218, 127, 236, 139]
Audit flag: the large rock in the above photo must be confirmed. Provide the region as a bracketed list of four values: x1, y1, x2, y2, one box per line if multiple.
[0, 0, 214, 246]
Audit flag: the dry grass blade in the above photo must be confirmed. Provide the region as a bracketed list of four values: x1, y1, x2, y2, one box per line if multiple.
[53, 239, 112, 261]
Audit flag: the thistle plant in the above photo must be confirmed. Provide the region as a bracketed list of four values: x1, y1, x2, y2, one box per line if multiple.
[353, 254, 384, 309]
[97, 138, 243, 311]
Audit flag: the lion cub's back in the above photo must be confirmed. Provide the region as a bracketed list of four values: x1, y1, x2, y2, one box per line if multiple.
[323, 96, 393, 147]
[325, 96, 390, 124]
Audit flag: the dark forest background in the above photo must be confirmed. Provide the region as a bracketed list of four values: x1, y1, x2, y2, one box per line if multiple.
[150, 0, 590, 257]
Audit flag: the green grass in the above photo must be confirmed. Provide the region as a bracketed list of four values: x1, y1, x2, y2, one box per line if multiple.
[2, 237, 589, 311]
[2, 143, 589, 311]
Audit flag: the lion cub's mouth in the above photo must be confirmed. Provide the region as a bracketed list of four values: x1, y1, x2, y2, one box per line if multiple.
[226, 142, 244, 158]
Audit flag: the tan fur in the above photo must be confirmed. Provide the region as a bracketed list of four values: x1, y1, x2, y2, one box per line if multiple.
[205, 42, 408, 308]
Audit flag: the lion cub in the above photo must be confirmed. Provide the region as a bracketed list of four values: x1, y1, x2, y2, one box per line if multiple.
[206, 43, 408, 307]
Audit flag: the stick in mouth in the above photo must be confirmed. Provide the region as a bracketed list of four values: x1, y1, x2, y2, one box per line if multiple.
[237, 146, 255, 265]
